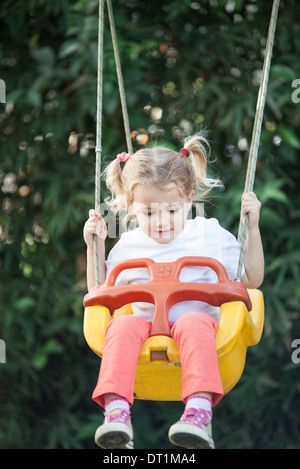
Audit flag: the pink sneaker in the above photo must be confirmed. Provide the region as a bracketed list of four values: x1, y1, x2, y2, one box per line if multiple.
[168, 408, 215, 449]
[95, 409, 133, 449]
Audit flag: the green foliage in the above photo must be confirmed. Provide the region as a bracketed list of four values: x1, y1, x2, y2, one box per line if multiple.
[1, 0, 300, 449]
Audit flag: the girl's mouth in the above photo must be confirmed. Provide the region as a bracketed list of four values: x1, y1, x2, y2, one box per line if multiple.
[157, 229, 172, 236]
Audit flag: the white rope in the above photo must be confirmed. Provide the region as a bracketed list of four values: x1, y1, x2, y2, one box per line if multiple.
[94, 0, 105, 286]
[93, 0, 133, 285]
[106, 0, 133, 154]
[236, 0, 280, 281]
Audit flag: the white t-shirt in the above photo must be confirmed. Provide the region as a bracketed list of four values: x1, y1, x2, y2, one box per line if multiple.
[105, 217, 243, 324]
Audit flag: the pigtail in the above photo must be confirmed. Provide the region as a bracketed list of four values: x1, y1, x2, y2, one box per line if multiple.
[102, 157, 125, 214]
[183, 132, 223, 200]
[183, 133, 209, 180]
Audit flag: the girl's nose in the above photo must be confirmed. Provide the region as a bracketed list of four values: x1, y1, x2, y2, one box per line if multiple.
[157, 210, 170, 228]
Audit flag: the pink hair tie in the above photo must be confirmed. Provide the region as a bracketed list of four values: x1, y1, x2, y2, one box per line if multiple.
[117, 152, 131, 162]
[180, 148, 190, 158]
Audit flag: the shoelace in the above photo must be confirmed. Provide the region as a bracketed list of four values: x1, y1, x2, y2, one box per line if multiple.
[180, 408, 212, 428]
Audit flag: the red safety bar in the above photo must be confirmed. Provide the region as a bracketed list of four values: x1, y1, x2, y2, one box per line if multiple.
[83, 257, 252, 337]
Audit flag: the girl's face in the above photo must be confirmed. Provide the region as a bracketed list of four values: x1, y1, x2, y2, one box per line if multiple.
[131, 184, 194, 244]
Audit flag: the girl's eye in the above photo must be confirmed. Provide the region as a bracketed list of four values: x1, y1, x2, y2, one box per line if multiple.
[142, 209, 179, 216]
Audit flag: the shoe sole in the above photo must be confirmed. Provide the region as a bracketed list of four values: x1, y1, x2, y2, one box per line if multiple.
[95, 423, 133, 449]
[169, 423, 215, 449]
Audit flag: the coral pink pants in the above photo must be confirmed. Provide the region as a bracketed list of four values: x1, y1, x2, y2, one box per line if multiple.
[92, 312, 224, 408]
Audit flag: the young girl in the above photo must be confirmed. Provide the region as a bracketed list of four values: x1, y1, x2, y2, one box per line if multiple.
[83, 133, 264, 450]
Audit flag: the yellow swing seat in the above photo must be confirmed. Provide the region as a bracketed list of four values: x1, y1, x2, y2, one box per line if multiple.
[83, 256, 264, 400]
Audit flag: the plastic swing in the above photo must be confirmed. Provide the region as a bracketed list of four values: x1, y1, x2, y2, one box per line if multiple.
[83, 0, 280, 400]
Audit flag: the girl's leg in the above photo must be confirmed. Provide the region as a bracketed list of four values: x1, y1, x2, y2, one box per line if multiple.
[93, 315, 151, 449]
[169, 312, 223, 449]
[171, 311, 223, 406]
[92, 314, 151, 407]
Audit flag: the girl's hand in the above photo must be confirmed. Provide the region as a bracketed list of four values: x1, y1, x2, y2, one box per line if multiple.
[241, 192, 261, 228]
[83, 209, 107, 248]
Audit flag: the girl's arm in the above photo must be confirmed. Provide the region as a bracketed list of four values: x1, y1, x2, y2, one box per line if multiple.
[83, 209, 107, 290]
[241, 192, 264, 289]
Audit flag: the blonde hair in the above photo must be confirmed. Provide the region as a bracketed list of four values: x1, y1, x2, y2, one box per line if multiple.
[103, 132, 223, 224]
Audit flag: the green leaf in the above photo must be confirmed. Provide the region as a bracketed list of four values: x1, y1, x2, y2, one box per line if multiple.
[33, 353, 48, 370]
[279, 125, 300, 149]
[260, 180, 289, 204]
[58, 40, 83, 59]
[43, 339, 64, 355]
[14, 297, 36, 310]
[271, 65, 296, 82]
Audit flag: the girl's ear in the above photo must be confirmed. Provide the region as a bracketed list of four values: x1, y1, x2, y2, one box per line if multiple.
[127, 200, 136, 218]
[184, 191, 195, 214]
[187, 190, 195, 203]
[127, 202, 133, 215]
